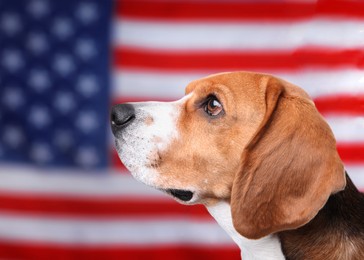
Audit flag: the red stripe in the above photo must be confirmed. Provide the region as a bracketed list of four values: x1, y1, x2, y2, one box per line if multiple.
[315, 95, 364, 116]
[0, 241, 240, 260]
[0, 192, 211, 219]
[114, 47, 364, 71]
[337, 143, 364, 164]
[117, 1, 364, 21]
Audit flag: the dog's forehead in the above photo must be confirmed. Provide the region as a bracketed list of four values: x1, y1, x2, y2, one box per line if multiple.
[185, 72, 269, 111]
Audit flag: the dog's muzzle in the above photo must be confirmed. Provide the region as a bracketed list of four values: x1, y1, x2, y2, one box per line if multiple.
[110, 104, 135, 135]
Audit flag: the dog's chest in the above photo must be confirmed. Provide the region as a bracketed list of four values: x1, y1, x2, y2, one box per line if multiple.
[206, 201, 285, 260]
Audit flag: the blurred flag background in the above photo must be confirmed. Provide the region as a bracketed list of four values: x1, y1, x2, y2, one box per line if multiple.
[0, 0, 363, 259]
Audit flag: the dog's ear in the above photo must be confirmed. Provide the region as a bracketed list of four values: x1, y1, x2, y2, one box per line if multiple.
[231, 77, 346, 239]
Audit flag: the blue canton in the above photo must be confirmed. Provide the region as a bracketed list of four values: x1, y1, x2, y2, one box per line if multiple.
[0, 0, 112, 169]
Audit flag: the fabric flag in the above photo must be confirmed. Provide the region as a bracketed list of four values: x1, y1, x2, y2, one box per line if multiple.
[0, 0, 363, 259]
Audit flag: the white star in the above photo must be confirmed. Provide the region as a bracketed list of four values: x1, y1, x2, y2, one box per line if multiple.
[27, 32, 48, 55]
[53, 54, 75, 76]
[75, 146, 99, 167]
[75, 38, 97, 60]
[28, 69, 51, 92]
[76, 111, 98, 133]
[30, 143, 52, 163]
[1, 13, 22, 35]
[1, 49, 24, 72]
[3, 126, 23, 148]
[28, 0, 50, 19]
[76, 2, 98, 24]
[76, 74, 98, 98]
[54, 91, 76, 114]
[2, 87, 24, 110]
[52, 17, 74, 40]
[29, 105, 51, 128]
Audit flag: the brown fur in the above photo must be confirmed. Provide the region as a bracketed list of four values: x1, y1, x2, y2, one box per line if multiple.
[152, 72, 271, 204]
[230, 76, 345, 239]
[279, 174, 364, 259]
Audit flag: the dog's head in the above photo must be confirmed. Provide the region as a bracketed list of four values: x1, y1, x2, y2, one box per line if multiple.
[111, 71, 345, 239]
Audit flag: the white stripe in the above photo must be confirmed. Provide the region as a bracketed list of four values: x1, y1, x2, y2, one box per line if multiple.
[114, 18, 364, 51]
[114, 69, 364, 100]
[0, 170, 361, 246]
[326, 116, 364, 143]
[0, 165, 165, 198]
[0, 212, 233, 246]
[114, 70, 187, 99]
[0, 163, 362, 197]
[347, 166, 364, 189]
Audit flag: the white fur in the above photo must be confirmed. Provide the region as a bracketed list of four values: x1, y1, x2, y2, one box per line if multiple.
[115, 95, 190, 188]
[207, 201, 285, 260]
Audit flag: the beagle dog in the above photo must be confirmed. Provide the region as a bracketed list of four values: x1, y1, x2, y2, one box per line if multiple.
[110, 72, 364, 259]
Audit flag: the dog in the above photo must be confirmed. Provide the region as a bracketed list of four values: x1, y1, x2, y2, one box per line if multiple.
[110, 72, 364, 259]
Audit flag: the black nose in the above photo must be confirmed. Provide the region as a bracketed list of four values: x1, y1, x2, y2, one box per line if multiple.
[110, 104, 135, 134]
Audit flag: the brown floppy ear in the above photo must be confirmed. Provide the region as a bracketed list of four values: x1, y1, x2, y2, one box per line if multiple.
[231, 77, 346, 239]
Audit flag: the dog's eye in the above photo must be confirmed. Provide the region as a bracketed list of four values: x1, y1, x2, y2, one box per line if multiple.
[204, 96, 223, 117]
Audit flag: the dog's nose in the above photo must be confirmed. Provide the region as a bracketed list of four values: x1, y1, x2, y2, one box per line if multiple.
[110, 104, 135, 134]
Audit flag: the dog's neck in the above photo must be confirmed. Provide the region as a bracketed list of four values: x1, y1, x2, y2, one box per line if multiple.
[206, 201, 285, 260]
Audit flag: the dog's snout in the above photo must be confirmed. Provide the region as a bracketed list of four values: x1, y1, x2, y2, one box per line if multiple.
[110, 104, 135, 134]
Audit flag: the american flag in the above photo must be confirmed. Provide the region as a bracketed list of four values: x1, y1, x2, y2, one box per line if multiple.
[0, 0, 363, 259]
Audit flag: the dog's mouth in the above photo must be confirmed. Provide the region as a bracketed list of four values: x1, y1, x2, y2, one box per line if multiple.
[166, 189, 194, 202]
